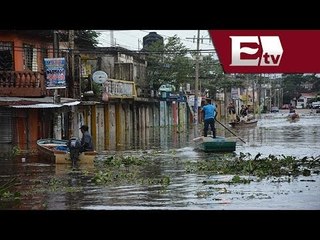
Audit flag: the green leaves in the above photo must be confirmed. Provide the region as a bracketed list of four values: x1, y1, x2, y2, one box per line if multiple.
[145, 35, 193, 90]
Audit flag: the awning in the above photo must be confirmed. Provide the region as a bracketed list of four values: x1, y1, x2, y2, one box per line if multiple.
[10, 101, 81, 108]
[0, 96, 81, 109]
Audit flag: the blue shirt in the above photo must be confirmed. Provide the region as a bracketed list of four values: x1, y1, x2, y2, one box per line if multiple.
[202, 103, 216, 120]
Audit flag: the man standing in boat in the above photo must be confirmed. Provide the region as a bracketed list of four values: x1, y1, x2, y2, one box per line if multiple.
[79, 125, 94, 152]
[201, 99, 217, 138]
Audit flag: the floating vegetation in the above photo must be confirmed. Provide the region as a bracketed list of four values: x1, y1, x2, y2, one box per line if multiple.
[231, 175, 251, 184]
[0, 146, 21, 160]
[185, 153, 320, 180]
[47, 177, 64, 191]
[0, 177, 21, 203]
[29, 169, 90, 195]
[98, 154, 148, 168]
[196, 190, 213, 198]
[142, 175, 170, 186]
[92, 154, 171, 187]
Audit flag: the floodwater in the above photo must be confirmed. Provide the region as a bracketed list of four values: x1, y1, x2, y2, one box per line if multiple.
[0, 109, 319, 210]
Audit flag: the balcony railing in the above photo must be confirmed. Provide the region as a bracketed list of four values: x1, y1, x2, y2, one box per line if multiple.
[0, 71, 46, 97]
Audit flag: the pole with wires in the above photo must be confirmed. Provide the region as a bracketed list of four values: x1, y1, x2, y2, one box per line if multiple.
[194, 30, 200, 124]
[53, 30, 60, 103]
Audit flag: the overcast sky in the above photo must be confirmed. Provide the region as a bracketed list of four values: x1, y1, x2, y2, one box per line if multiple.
[96, 30, 215, 53]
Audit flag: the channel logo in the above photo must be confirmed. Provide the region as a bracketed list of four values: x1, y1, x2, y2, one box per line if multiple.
[230, 36, 283, 66]
[208, 30, 320, 73]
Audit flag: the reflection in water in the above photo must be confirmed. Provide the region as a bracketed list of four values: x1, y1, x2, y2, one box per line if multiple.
[113, 124, 197, 152]
[112, 112, 320, 158]
[1, 111, 320, 210]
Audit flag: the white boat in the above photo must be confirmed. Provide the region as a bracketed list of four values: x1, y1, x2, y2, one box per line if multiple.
[37, 138, 97, 164]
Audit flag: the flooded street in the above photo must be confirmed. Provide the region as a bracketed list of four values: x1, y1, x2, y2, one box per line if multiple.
[1, 109, 319, 210]
[236, 110, 320, 158]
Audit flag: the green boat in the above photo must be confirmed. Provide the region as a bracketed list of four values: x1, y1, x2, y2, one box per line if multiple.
[194, 136, 236, 153]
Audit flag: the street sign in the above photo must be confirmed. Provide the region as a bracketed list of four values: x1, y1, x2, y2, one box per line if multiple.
[231, 87, 239, 100]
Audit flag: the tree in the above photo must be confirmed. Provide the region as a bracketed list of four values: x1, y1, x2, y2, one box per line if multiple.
[197, 54, 224, 98]
[60, 30, 101, 49]
[282, 74, 308, 103]
[302, 74, 320, 93]
[145, 35, 248, 99]
[10, 30, 101, 49]
[75, 30, 100, 49]
[144, 35, 193, 90]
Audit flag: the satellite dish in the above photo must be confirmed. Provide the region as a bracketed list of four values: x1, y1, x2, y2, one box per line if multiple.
[92, 71, 108, 84]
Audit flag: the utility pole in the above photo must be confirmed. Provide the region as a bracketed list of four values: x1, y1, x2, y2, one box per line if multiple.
[186, 31, 212, 124]
[53, 30, 61, 139]
[53, 30, 59, 58]
[110, 30, 114, 47]
[69, 30, 75, 98]
[258, 74, 262, 117]
[193, 30, 200, 124]
[252, 77, 255, 119]
[53, 30, 59, 103]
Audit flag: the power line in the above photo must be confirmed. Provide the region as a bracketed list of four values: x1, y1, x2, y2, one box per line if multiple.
[97, 30, 214, 51]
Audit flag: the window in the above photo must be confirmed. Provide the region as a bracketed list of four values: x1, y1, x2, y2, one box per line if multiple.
[23, 43, 38, 71]
[0, 41, 14, 71]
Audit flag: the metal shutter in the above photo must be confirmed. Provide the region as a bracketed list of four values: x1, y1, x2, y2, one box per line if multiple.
[0, 109, 12, 143]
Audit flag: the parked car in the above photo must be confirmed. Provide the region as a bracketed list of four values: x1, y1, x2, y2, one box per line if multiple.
[311, 101, 320, 109]
[271, 106, 279, 113]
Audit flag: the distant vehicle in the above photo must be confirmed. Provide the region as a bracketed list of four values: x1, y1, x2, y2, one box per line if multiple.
[271, 106, 279, 113]
[158, 84, 176, 92]
[311, 101, 320, 109]
[158, 84, 176, 98]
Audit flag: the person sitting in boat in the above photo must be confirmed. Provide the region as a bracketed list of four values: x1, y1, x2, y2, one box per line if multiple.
[227, 102, 237, 123]
[201, 99, 217, 138]
[289, 104, 295, 113]
[79, 125, 94, 153]
[288, 109, 296, 116]
[288, 109, 299, 120]
[239, 105, 248, 122]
